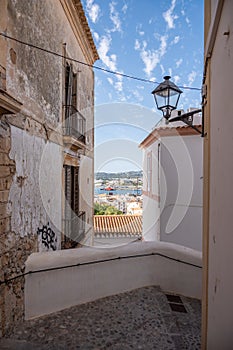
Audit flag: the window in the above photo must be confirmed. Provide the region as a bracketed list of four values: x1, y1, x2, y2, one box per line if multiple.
[64, 165, 85, 245]
[65, 63, 77, 117]
[64, 62, 85, 143]
[147, 152, 152, 193]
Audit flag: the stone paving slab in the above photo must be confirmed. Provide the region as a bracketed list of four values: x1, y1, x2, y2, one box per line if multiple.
[0, 286, 201, 350]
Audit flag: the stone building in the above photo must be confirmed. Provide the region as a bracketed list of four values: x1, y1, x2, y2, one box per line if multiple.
[0, 0, 98, 335]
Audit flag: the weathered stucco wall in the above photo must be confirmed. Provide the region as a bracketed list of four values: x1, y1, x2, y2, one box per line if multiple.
[0, 0, 96, 336]
[8, 125, 62, 250]
[0, 121, 38, 336]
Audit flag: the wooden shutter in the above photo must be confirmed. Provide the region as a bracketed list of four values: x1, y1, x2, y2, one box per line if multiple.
[65, 63, 73, 120]
[73, 166, 79, 216]
[72, 73, 77, 109]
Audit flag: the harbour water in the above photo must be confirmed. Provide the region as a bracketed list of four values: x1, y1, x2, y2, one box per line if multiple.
[95, 188, 142, 196]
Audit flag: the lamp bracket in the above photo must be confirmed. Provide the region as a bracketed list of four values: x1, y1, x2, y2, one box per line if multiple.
[169, 109, 205, 136]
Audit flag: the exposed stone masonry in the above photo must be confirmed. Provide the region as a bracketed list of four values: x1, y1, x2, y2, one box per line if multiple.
[0, 119, 38, 336]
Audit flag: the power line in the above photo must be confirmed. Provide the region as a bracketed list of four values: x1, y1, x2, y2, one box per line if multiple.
[0, 32, 201, 91]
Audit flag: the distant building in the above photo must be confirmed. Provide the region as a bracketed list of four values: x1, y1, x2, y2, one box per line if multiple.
[94, 215, 142, 247]
[114, 198, 127, 214]
[127, 201, 143, 215]
[140, 111, 203, 251]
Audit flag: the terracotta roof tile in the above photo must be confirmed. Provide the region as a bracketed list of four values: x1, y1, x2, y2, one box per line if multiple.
[94, 215, 142, 238]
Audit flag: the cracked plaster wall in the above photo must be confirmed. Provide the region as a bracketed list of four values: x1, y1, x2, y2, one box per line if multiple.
[0, 0, 96, 335]
[8, 126, 62, 249]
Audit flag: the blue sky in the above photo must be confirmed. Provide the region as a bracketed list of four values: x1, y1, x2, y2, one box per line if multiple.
[81, 0, 204, 173]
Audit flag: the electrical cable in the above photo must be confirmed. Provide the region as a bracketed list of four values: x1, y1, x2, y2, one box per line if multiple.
[0, 250, 202, 286]
[0, 32, 201, 91]
[0, 31, 202, 285]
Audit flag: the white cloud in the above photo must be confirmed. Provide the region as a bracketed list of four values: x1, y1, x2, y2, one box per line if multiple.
[122, 4, 128, 14]
[172, 36, 180, 44]
[115, 81, 123, 92]
[173, 75, 180, 84]
[98, 35, 117, 71]
[136, 24, 145, 36]
[132, 89, 144, 102]
[163, 0, 178, 29]
[188, 71, 197, 86]
[93, 32, 99, 42]
[160, 35, 167, 56]
[107, 77, 114, 85]
[134, 39, 140, 50]
[141, 51, 159, 77]
[95, 76, 102, 87]
[98, 35, 124, 95]
[176, 58, 183, 67]
[134, 35, 168, 77]
[109, 2, 121, 33]
[160, 64, 165, 75]
[135, 35, 168, 77]
[86, 0, 100, 23]
[136, 85, 145, 90]
[185, 17, 191, 25]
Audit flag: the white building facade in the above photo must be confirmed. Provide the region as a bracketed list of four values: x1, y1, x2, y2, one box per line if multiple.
[140, 119, 203, 251]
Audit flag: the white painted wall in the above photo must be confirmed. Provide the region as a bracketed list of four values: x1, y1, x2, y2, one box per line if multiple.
[25, 241, 202, 320]
[142, 133, 203, 251]
[143, 196, 160, 240]
[160, 135, 203, 251]
[8, 126, 62, 251]
[142, 140, 161, 241]
[94, 237, 140, 247]
[206, 0, 233, 348]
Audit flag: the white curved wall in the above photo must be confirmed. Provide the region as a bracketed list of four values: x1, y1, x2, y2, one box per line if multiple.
[25, 242, 202, 320]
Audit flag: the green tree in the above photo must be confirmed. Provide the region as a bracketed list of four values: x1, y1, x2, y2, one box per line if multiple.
[94, 203, 123, 215]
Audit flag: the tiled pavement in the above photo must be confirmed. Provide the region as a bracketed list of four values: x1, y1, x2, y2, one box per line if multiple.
[0, 286, 201, 350]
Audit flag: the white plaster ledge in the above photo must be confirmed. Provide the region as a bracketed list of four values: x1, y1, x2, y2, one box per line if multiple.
[25, 242, 202, 320]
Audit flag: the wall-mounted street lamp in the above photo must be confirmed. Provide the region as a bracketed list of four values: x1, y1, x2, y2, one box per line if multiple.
[152, 76, 182, 120]
[152, 76, 204, 136]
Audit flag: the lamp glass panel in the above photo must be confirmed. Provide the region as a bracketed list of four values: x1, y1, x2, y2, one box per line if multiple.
[169, 92, 179, 108]
[155, 93, 168, 109]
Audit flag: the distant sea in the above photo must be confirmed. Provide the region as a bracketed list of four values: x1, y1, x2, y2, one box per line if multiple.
[95, 188, 142, 196]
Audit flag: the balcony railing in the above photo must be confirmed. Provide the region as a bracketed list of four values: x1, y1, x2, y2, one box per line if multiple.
[63, 106, 86, 144]
[63, 211, 86, 244]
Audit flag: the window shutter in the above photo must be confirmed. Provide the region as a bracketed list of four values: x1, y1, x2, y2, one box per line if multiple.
[73, 166, 79, 215]
[65, 63, 73, 120]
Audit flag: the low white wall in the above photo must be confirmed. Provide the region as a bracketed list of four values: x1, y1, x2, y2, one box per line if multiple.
[25, 241, 202, 320]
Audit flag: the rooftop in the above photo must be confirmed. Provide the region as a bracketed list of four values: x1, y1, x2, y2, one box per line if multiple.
[1, 285, 201, 349]
[94, 215, 142, 238]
